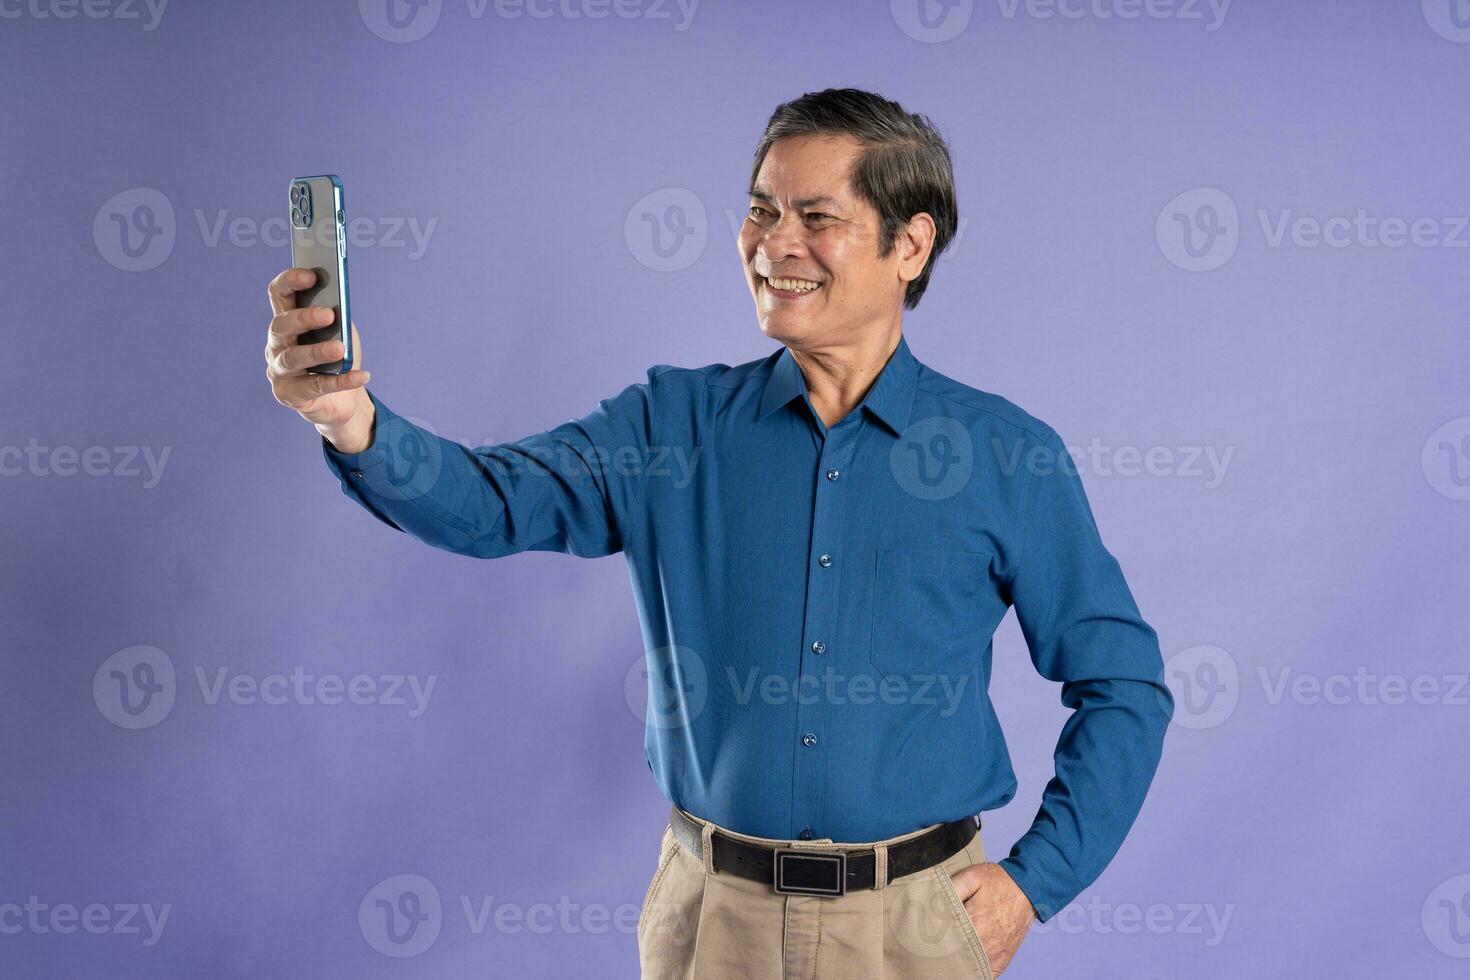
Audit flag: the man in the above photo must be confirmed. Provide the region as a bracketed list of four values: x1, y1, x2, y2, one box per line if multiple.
[264, 88, 1171, 978]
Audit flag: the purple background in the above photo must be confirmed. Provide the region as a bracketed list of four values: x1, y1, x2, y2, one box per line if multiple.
[3, 0, 1469, 976]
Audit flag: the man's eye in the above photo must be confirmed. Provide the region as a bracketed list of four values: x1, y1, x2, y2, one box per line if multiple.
[749, 206, 769, 218]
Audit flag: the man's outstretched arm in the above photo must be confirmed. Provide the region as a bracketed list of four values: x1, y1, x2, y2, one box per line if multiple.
[318, 381, 657, 560]
[264, 267, 658, 561]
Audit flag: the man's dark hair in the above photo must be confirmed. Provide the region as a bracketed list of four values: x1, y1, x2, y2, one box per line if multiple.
[750, 87, 959, 310]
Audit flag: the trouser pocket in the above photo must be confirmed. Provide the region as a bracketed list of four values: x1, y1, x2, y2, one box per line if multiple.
[637, 825, 679, 938]
[936, 863, 995, 980]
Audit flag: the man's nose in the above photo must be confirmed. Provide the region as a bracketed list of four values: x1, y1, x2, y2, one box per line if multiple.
[757, 213, 807, 260]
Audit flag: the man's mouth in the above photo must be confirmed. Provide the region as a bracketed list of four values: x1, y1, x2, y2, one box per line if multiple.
[761, 275, 824, 299]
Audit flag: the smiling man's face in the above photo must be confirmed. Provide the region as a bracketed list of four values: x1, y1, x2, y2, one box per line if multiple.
[740, 133, 915, 350]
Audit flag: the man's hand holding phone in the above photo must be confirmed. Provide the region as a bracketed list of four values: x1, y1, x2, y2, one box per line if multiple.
[264, 267, 375, 453]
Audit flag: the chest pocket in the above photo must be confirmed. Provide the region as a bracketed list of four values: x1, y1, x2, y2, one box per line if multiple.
[869, 547, 995, 679]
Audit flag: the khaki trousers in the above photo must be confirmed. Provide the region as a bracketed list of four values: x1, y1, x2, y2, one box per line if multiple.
[637, 808, 995, 980]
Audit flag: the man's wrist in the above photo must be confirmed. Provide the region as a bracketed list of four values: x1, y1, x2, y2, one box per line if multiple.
[993, 860, 1040, 919]
[996, 855, 1058, 923]
[317, 391, 377, 454]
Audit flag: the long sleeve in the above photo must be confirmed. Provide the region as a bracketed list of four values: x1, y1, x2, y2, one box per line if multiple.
[995, 427, 1172, 922]
[320, 370, 663, 559]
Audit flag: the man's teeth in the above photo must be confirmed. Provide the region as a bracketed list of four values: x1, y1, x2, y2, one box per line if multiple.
[767, 277, 822, 293]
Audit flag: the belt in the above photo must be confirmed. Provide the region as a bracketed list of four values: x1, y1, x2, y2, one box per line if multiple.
[668, 806, 978, 898]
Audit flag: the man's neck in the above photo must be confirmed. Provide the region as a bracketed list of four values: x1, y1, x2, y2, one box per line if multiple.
[788, 327, 903, 429]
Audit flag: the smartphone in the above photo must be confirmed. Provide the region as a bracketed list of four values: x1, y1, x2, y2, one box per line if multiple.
[288, 174, 353, 374]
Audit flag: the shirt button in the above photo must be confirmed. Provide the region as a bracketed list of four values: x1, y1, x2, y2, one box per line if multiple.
[826, 468, 840, 481]
[351, 470, 364, 479]
[817, 554, 832, 568]
[801, 733, 817, 747]
[811, 640, 826, 654]
[798, 828, 814, 841]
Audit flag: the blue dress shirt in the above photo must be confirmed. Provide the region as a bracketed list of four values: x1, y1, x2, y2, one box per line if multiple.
[321, 334, 1171, 921]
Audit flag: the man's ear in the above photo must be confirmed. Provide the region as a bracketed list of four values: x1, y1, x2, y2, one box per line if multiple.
[897, 212, 937, 284]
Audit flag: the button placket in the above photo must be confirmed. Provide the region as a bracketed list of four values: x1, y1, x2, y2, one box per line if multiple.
[790, 421, 857, 839]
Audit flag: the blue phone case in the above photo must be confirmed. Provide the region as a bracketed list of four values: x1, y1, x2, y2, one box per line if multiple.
[288, 174, 353, 375]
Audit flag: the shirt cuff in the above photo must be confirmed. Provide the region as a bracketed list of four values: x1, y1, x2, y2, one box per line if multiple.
[997, 831, 1084, 924]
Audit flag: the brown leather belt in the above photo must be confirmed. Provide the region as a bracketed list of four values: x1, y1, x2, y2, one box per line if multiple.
[668, 806, 979, 897]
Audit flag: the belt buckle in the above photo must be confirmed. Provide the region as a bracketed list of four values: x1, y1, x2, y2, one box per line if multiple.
[773, 849, 847, 897]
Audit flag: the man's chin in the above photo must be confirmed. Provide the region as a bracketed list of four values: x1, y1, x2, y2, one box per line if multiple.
[757, 315, 817, 347]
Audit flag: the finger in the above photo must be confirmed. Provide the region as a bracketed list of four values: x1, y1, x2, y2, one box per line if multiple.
[276, 369, 372, 405]
[948, 864, 985, 901]
[348, 320, 363, 371]
[268, 306, 336, 346]
[273, 339, 346, 376]
[267, 267, 317, 316]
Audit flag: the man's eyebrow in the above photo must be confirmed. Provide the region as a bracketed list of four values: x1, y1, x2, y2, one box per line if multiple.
[747, 188, 841, 210]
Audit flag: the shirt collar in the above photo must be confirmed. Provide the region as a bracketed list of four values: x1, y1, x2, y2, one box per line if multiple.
[758, 333, 918, 435]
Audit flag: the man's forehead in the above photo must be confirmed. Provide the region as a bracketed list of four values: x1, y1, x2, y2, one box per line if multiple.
[749, 135, 861, 207]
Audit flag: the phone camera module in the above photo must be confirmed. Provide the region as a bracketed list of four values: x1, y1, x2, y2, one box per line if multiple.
[290, 184, 313, 229]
